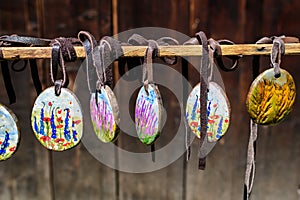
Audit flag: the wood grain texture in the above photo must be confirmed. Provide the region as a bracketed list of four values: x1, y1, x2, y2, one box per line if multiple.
[2, 43, 300, 60]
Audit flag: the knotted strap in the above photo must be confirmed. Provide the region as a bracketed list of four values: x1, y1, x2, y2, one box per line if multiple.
[118, 34, 179, 82]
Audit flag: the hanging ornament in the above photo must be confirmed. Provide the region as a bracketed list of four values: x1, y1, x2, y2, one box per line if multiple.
[185, 35, 231, 143]
[135, 40, 163, 145]
[186, 82, 230, 142]
[31, 43, 83, 151]
[78, 32, 121, 143]
[0, 104, 20, 160]
[246, 38, 296, 125]
[90, 85, 119, 143]
[135, 83, 163, 145]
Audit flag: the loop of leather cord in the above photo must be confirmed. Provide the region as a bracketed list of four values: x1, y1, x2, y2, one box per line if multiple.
[50, 43, 67, 96]
[184, 37, 241, 72]
[78, 31, 98, 93]
[119, 34, 179, 82]
[143, 40, 159, 88]
[51, 37, 79, 62]
[271, 37, 285, 78]
[215, 39, 241, 72]
[256, 35, 299, 78]
[195, 31, 209, 170]
[98, 36, 123, 88]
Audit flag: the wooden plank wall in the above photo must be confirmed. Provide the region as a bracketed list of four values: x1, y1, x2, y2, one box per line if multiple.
[0, 0, 299, 199]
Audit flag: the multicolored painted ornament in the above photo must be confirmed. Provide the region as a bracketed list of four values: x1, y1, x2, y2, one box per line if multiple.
[135, 84, 163, 145]
[0, 104, 20, 160]
[246, 68, 296, 125]
[90, 85, 119, 143]
[186, 82, 230, 142]
[31, 87, 83, 151]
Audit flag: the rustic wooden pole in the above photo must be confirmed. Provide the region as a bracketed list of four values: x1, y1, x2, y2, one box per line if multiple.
[1, 43, 300, 60]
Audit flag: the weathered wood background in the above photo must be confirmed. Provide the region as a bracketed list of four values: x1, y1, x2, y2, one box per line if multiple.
[0, 0, 300, 199]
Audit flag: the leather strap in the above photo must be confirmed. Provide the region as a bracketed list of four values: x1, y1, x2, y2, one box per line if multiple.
[0, 61, 16, 104]
[271, 37, 285, 78]
[119, 34, 179, 82]
[195, 31, 209, 170]
[78, 31, 99, 93]
[0, 35, 51, 46]
[142, 40, 159, 162]
[0, 34, 50, 103]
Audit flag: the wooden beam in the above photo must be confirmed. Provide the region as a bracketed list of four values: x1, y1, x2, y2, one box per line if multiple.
[1, 43, 300, 60]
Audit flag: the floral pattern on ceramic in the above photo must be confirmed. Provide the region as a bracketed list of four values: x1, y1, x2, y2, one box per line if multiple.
[246, 68, 296, 125]
[90, 85, 120, 143]
[135, 84, 162, 145]
[186, 82, 230, 142]
[31, 87, 83, 151]
[0, 104, 20, 161]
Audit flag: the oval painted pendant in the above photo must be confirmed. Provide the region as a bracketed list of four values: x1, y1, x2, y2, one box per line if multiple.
[90, 85, 120, 143]
[135, 84, 163, 145]
[246, 68, 296, 125]
[0, 104, 20, 160]
[31, 87, 83, 151]
[186, 82, 230, 142]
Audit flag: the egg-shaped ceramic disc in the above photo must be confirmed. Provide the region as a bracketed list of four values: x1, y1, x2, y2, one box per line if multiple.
[90, 85, 120, 143]
[31, 87, 83, 151]
[186, 82, 230, 142]
[135, 84, 163, 145]
[246, 68, 296, 125]
[0, 104, 20, 161]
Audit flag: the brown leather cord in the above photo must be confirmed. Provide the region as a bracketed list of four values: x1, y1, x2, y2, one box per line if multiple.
[243, 37, 262, 200]
[119, 34, 179, 83]
[77, 31, 99, 93]
[50, 43, 67, 96]
[195, 31, 209, 170]
[50, 37, 79, 62]
[98, 36, 123, 88]
[215, 39, 241, 72]
[0, 34, 49, 103]
[0, 61, 16, 104]
[271, 37, 285, 78]
[142, 40, 159, 162]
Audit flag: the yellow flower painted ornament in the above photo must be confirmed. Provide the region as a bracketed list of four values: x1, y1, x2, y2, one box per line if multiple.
[246, 68, 296, 125]
[246, 38, 296, 125]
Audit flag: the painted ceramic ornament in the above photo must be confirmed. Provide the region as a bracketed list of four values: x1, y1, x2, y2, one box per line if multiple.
[246, 68, 296, 125]
[0, 104, 20, 160]
[90, 85, 120, 143]
[135, 84, 163, 145]
[31, 87, 83, 151]
[186, 82, 230, 142]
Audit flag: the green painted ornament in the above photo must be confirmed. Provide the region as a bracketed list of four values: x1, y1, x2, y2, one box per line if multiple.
[90, 85, 120, 143]
[246, 68, 296, 125]
[135, 84, 163, 145]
